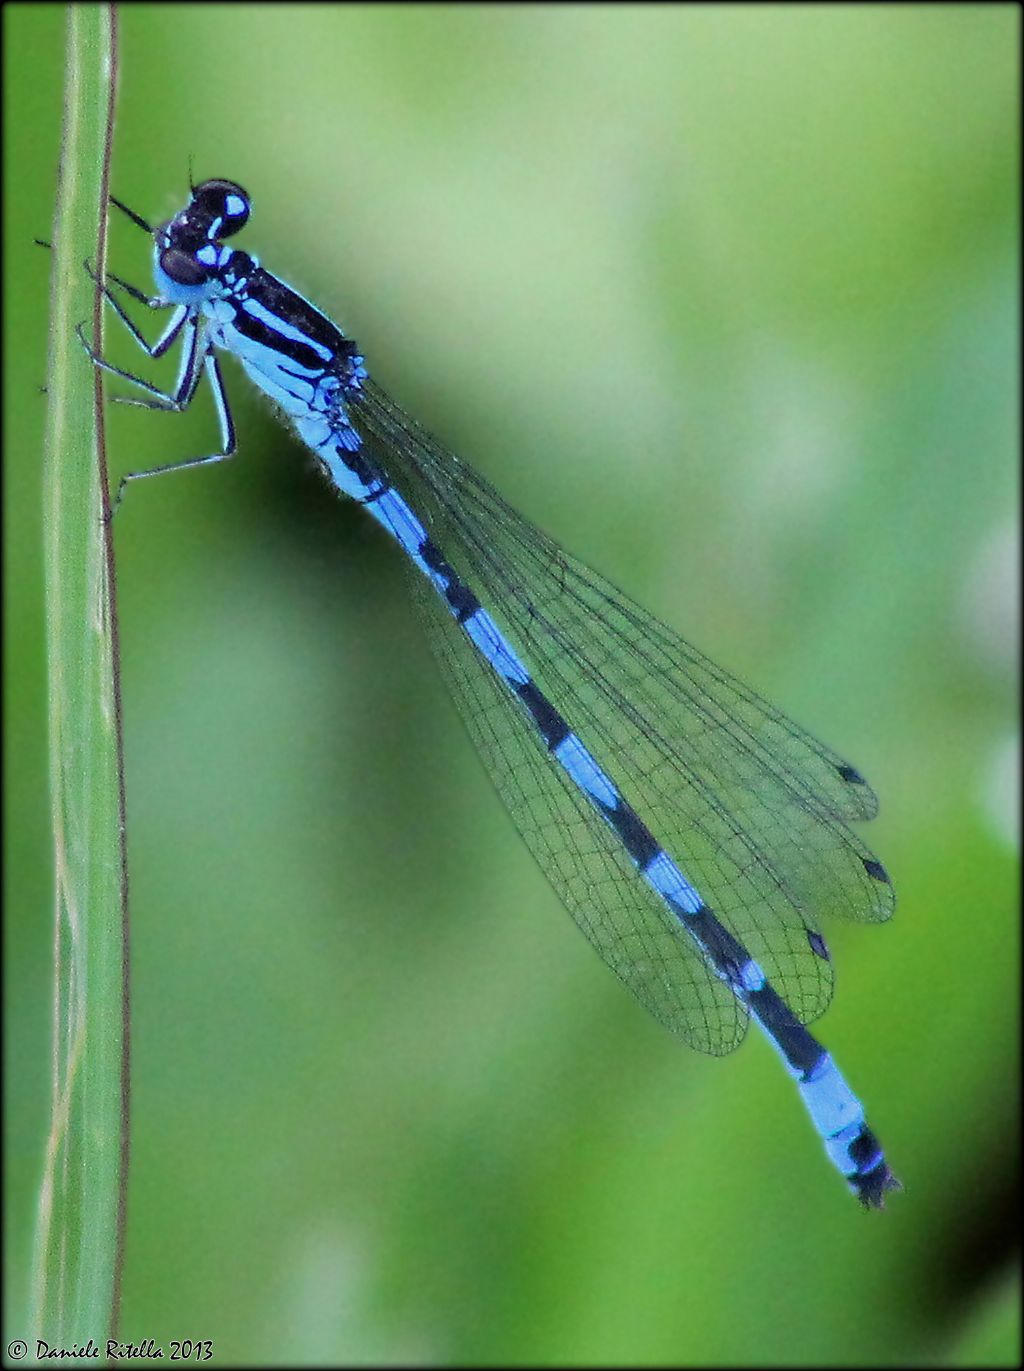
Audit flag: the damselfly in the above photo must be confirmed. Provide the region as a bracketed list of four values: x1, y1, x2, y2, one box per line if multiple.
[84, 179, 900, 1206]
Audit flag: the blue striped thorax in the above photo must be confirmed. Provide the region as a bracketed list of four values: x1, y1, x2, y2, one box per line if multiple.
[153, 180, 367, 452]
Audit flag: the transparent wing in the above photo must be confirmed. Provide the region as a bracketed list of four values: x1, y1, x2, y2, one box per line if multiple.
[408, 567, 745, 1053]
[352, 383, 894, 1053]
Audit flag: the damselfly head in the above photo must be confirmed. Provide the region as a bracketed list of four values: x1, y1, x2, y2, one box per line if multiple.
[188, 180, 251, 239]
[163, 179, 251, 249]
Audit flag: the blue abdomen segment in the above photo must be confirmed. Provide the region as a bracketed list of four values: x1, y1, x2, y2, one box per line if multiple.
[345, 458, 898, 1207]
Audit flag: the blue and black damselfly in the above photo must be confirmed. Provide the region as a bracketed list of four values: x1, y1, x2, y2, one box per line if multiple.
[84, 179, 900, 1206]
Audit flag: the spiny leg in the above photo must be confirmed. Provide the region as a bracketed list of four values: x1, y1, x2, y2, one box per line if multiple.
[80, 308, 239, 513]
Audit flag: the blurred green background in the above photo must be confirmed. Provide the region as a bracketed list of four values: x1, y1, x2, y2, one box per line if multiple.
[5, 4, 1019, 1365]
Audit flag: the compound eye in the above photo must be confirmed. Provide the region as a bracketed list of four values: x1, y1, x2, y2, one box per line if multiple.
[192, 179, 250, 237]
[159, 246, 210, 286]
